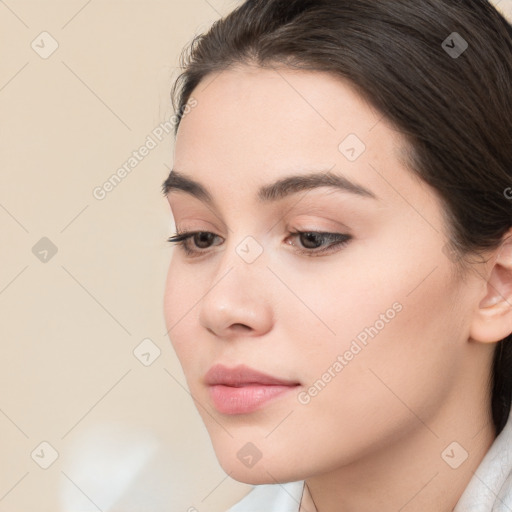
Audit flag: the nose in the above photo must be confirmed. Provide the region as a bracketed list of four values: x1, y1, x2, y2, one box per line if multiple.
[198, 238, 274, 340]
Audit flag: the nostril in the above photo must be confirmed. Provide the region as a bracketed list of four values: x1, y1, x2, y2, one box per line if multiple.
[231, 323, 251, 332]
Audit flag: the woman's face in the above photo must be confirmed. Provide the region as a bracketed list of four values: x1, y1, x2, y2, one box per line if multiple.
[163, 65, 485, 484]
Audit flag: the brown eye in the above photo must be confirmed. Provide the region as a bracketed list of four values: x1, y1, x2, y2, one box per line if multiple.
[166, 231, 222, 256]
[299, 232, 325, 249]
[286, 231, 352, 256]
[193, 232, 216, 249]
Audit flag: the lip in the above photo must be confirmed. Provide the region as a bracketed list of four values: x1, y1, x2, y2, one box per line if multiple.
[204, 364, 299, 387]
[204, 364, 300, 415]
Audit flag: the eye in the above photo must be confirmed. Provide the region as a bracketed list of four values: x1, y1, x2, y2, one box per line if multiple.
[286, 230, 352, 256]
[167, 230, 352, 258]
[167, 231, 222, 256]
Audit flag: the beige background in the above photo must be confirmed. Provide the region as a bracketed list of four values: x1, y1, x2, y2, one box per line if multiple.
[1, 1, 511, 511]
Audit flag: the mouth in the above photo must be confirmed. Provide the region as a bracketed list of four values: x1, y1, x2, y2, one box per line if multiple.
[204, 364, 300, 415]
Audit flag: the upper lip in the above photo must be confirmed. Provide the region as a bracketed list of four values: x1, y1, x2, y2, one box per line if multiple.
[204, 364, 300, 387]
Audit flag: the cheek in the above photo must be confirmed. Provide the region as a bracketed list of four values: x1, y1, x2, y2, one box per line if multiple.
[291, 234, 461, 393]
[296, 254, 462, 432]
[163, 258, 198, 363]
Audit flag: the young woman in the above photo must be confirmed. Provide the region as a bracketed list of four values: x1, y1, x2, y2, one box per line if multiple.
[162, 1, 512, 510]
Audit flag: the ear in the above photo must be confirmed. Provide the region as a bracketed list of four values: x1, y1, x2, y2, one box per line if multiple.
[469, 229, 512, 344]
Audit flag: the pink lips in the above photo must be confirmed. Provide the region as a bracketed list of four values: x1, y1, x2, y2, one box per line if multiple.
[204, 364, 300, 415]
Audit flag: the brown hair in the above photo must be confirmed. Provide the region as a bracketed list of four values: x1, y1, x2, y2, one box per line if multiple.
[165, 0, 512, 435]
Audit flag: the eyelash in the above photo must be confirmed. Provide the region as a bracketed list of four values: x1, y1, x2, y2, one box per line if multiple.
[166, 230, 352, 258]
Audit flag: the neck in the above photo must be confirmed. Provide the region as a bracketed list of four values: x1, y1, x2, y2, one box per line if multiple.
[299, 389, 496, 512]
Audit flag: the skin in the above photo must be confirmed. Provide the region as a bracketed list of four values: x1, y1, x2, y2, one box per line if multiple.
[163, 64, 512, 511]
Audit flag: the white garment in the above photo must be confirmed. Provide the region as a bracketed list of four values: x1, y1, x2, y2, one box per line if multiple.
[227, 408, 512, 511]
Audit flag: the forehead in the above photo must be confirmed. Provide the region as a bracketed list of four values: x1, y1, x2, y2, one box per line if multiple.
[176, 65, 385, 152]
[172, 65, 416, 207]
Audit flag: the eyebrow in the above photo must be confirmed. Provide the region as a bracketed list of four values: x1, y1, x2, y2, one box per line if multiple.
[161, 169, 378, 204]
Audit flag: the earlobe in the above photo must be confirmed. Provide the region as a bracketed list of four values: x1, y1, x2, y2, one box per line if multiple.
[469, 231, 512, 344]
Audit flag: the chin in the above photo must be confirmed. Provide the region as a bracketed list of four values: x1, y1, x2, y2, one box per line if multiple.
[220, 463, 290, 485]
[214, 447, 304, 485]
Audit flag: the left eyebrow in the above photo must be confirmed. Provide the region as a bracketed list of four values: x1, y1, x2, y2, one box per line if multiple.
[162, 169, 378, 205]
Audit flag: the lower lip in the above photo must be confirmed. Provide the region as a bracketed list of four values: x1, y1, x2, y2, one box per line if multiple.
[208, 384, 298, 415]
